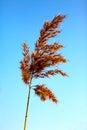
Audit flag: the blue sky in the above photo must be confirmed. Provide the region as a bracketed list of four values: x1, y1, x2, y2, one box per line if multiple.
[0, 0, 87, 130]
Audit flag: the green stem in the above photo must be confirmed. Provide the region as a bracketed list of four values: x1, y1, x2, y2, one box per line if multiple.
[24, 79, 32, 130]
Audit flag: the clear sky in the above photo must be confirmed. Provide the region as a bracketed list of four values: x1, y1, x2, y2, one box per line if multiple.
[0, 0, 87, 130]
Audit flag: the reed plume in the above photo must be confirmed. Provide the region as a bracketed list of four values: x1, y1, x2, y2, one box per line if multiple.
[20, 14, 67, 130]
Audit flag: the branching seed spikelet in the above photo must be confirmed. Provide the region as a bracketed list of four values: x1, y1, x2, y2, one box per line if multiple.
[34, 84, 58, 103]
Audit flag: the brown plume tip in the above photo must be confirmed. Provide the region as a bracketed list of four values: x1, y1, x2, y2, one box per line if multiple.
[20, 42, 31, 84]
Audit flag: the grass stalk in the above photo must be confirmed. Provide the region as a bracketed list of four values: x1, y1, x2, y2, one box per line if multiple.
[24, 79, 32, 130]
